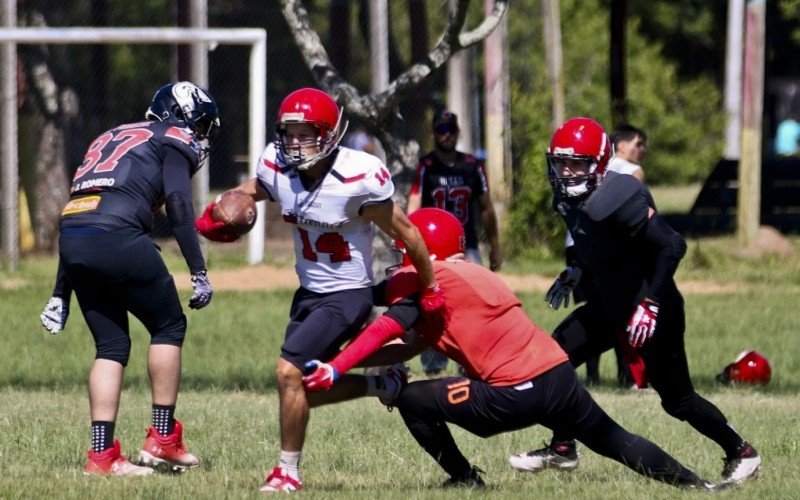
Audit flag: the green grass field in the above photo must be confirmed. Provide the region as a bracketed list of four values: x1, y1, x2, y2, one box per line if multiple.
[2, 236, 800, 498]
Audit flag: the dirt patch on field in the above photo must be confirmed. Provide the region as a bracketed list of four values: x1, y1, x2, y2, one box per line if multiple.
[175, 264, 299, 291]
[0, 278, 28, 290]
[174, 266, 742, 295]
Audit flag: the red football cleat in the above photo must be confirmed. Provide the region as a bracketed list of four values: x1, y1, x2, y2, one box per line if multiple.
[83, 439, 155, 476]
[259, 466, 302, 493]
[139, 419, 199, 471]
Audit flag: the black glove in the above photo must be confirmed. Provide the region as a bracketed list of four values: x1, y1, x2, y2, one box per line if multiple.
[189, 271, 213, 309]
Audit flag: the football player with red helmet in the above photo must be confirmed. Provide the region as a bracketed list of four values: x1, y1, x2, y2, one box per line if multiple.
[303, 208, 726, 491]
[511, 117, 760, 485]
[194, 87, 445, 493]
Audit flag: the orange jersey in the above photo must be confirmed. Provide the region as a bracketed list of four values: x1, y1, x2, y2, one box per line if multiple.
[386, 260, 568, 386]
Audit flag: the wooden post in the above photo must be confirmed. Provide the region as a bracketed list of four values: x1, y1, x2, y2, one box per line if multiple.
[484, 0, 510, 222]
[447, 2, 472, 151]
[723, 0, 745, 160]
[542, 0, 564, 133]
[738, 0, 765, 248]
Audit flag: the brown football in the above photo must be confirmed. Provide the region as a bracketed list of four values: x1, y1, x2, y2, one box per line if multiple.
[212, 189, 257, 235]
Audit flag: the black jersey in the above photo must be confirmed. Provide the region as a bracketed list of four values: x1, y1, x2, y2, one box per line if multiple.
[410, 151, 489, 249]
[61, 120, 202, 233]
[555, 172, 684, 326]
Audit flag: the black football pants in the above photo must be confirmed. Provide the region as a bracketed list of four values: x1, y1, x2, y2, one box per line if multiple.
[396, 362, 703, 487]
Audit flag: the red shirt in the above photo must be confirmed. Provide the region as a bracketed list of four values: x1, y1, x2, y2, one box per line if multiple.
[386, 260, 568, 386]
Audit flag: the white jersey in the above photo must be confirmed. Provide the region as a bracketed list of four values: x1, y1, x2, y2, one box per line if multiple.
[256, 144, 395, 293]
[607, 156, 643, 176]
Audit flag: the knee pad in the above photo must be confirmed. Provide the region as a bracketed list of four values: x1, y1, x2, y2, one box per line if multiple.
[150, 313, 187, 347]
[96, 337, 132, 366]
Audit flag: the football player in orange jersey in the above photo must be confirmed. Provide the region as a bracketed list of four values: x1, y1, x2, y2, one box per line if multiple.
[304, 208, 723, 491]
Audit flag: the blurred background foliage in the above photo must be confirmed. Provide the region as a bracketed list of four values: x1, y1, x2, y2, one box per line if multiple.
[12, 0, 800, 257]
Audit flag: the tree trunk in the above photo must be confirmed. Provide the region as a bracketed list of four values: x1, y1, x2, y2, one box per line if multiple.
[31, 122, 69, 250]
[17, 11, 76, 251]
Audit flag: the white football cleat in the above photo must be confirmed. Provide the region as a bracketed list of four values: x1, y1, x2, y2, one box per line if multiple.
[722, 443, 761, 483]
[509, 442, 579, 472]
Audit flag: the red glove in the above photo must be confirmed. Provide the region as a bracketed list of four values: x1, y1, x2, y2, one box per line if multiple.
[627, 299, 659, 348]
[302, 360, 339, 392]
[195, 201, 239, 243]
[420, 284, 450, 328]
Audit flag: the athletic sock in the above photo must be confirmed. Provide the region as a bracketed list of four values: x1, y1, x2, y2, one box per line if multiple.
[279, 450, 301, 481]
[91, 421, 115, 453]
[152, 404, 176, 435]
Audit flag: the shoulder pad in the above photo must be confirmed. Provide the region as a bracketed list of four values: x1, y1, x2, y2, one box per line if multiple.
[583, 172, 644, 221]
[385, 268, 422, 305]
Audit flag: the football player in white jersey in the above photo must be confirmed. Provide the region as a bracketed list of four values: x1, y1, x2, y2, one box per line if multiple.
[196, 88, 446, 493]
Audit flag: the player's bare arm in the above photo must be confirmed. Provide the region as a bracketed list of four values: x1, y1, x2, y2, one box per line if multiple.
[406, 192, 422, 213]
[478, 192, 503, 271]
[234, 176, 271, 202]
[362, 202, 437, 289]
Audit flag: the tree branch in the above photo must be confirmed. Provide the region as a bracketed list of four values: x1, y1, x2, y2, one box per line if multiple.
[280, 0, 372, 118]
[385, 0, 508, 104]
[280, 0, 508, 123]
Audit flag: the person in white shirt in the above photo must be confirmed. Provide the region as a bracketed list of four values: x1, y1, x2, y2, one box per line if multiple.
[607, 124, 647, 181]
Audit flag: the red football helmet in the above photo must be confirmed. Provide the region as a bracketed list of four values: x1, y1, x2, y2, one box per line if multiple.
[547, 117, 611, 198]
[717, 350, 771, 385]
[395, 208, 466, 267]
[275, 88, 347, 170]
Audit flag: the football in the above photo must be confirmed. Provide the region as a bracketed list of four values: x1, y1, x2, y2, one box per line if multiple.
[212, 189, 257, 235]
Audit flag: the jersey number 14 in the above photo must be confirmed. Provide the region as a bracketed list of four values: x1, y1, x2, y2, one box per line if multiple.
[298, 228, 351, 263]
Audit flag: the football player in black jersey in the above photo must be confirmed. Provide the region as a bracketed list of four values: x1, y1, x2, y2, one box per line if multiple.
[39, 81, 219, 476]
[508, 117, 760, 485]
[407, 109, 502, 376]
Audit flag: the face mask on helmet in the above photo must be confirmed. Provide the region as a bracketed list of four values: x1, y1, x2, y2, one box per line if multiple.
[716, 350, 771, 385]
[547, 117, 610, 199]
[394, 208, 466, 267]
[146, 81, 221, 163]
[274, 88, 348, 171]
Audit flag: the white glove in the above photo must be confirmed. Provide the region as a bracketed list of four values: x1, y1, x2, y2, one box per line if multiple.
[40, 296, 69, 335]
[545, 266, 583, 310]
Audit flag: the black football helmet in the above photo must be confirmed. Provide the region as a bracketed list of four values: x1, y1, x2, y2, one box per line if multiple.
[146, 81, 220, 141]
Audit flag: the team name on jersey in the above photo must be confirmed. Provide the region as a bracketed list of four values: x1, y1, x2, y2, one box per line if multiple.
[437, 175, 466, 186]
[282, 209, 348, 229]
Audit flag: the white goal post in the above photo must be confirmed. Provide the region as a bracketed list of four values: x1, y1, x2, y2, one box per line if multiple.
[0, 27, 268, 267]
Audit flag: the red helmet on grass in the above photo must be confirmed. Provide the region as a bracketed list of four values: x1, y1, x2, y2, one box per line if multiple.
[395, 208, 466, 267]
[717, 350, 771, 385]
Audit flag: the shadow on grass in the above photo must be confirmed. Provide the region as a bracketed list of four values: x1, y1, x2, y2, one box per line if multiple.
[0, 373, 279, 393]
[2, 373, 794, 395]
